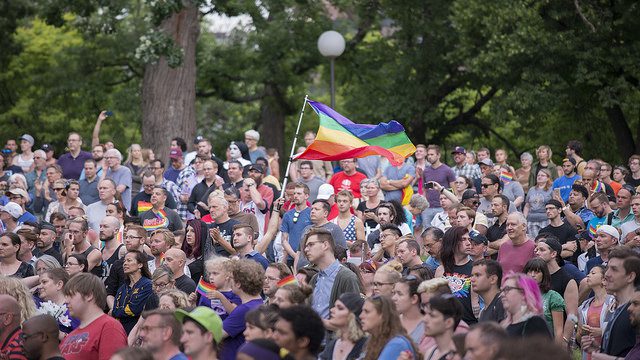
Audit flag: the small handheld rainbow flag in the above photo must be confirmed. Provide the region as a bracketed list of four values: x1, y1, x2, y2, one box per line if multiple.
[591, 180, 605, 194]
[196, 277, 216, 296]
[500, 171, 514, 183]
[277, 275, 298, 287]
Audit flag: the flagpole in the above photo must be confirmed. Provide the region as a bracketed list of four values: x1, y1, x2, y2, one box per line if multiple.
[280, 95, 309, 198]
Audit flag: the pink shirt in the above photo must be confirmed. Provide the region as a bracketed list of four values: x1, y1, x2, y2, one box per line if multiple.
[497, 239, 536, 274]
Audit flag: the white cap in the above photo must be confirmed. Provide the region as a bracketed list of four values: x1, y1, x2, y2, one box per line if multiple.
[0, 202, 23, 219]
[316, 184, 335, 200]
[597, 225, 620, 240]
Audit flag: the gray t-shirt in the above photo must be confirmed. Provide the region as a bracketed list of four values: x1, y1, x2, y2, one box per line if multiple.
[87, 201, 108, 232]
[106, 166, 133, 211]
[296, 222, 346, 270]
[526, 186, 553, 222]
[502, 181, 525, 204]
[300, 176, 326, 202]
[383, 163, 416, 202]
[139, 208, 183, 233]
[357, 156, 381, 179]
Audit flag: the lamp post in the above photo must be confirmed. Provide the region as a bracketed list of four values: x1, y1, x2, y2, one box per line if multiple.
[317, 30, 345, 109]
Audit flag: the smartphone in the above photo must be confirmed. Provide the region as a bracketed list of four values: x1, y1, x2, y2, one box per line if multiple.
[105, 111, 114, 117]
[424, 182, 434, 189]
[553, 188, 561, 198]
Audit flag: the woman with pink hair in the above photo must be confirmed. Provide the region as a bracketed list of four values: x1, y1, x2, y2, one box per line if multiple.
[500, 272, 552, 338]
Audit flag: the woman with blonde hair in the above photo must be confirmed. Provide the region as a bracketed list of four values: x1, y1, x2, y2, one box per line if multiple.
[320, 292, 367, 360]
[524, 168, 554, 237]
[372, 261, 402, 297]
[357, 179, 384, 237]
[124, 144, 148, 197]
[0, 275, 37, 323]
[528, 145, 558, 189]
[157, 288, 190, 310]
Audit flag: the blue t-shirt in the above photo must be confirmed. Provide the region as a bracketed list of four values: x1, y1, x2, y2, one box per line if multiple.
[378, 336, 415, 360]
[245, 251, 269, 269]
[197, 290, 242, 320]
[280, 207, 312, 256]
[553, 174, 581, 202]
[587, 215, 608, 239]
[168, 353, 188, 360]
[220, 298, 264, 360]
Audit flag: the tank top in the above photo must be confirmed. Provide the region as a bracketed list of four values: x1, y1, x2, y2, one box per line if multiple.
[332, 215, 357, 242]
[101, 244, 124, 281]
[586, 303, 604, 360]
[80, 245, 104, 278]
[550, 268, 572, 297]
[14, 153, 33, 172]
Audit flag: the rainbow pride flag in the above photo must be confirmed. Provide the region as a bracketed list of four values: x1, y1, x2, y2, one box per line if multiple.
[295, 100, 416, 166]
[591, 180, 605, 194]
[500, 170, 514, 183]
[142, 209, 169, 232]
[277, 275, 298, 287]
[137, 201, 152, 213]
[196, 277, 216, 296]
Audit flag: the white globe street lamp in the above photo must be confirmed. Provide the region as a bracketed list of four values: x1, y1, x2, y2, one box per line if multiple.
[317, 31, 345, 108]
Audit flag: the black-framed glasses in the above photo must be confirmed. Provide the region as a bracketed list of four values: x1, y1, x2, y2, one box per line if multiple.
[20, 332, 42, 341]
[501, 286, 524, 294]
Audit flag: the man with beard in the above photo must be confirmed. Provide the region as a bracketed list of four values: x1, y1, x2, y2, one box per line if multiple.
[586, 193, 614, 239]
[37, 222, 63, 265]
[281, 183, 313, 266]
[552, 158, 581, 202]
[560, 183, 594, 230]
[21, 314, 64, 360]
[294, 199, 346, 270]
[140, 186, 183, 234]
[486, 195, 509, 257]
[99, 216, 124, 282]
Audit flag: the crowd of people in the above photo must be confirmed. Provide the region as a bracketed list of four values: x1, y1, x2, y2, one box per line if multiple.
[1, 112, 640, 359]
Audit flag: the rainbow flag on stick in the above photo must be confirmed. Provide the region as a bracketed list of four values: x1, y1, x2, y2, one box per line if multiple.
[277, 275, 298, 287]
[500, 171, 514, 183]
[295, 100, 416, 166]
[196, 277, 216, 296]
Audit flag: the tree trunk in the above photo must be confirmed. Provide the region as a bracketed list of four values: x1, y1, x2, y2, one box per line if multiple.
[605, 104, 636, 160]
[141, 2, 199, 162]
[258, 84, 286, 172]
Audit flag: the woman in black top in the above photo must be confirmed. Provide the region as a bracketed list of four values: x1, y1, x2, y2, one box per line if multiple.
[0, 232, 34, 278]
[500, 272, 551, 338]
[435, 226, 473, 297]
[319, 292, 367, 360]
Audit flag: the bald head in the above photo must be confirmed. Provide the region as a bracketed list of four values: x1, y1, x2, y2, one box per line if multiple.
[23, 314, 59, 337]
[0, 295, 20, 326]
[102, 215, 120, 229]
[164, 248, 186, 275]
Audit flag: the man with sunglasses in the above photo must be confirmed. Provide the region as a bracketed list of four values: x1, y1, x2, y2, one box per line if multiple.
[21, 314, 63, 360]
[477, 174, 515, 221]
[460, 189, 489, 235]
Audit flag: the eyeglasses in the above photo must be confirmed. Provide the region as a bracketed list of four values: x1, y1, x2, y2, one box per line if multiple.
[481, 184, 494, 188]
[153, 281, 170, 289]
[501, 285, 524, 294]
[125, 235, 143, 240]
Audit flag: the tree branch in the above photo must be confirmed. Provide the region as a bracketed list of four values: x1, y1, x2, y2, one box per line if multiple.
[574, 0, 596, 32]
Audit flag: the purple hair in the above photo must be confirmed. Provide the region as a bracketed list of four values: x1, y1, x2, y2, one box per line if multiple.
[502, 272, 543, 315]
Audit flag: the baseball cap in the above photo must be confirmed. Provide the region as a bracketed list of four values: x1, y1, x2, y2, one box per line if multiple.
[247, 164, 264, 174]
[478, 158, 494, 167]
[193, 135, 205, 145]
[317, 184, 335, 200]
[41, 144, 54, 152]
[545, 199, 563, 209]
[562, 158, 576, 166]
[469, 231, 488, 245]
[451, 146, 466, 155]
[597, 225, 620, 240]
[18, 134, 34, 146]
[461, 189, 479, 201]
[0, 202, 23, 219]
[6, 188, 29, 202]
[40, 222, 56, 232]
[540, 237, 563, 256]
[575, 231, 591, 241]
[175, 307, 222, 343]
[571, 184, 589, 199]
[337, 292, 364, 317]
[169, 147, 183, 159]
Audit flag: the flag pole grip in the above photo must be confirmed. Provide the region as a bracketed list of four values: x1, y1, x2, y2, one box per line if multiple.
[281, 95, 309, 198]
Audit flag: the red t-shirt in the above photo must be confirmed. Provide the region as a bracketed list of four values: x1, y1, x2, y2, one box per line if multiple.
[329, 171, 367, 198]
[497, 239, 536, 275]
[60, 314, 127, 360]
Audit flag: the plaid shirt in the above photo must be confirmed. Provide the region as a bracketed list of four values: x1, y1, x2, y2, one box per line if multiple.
[452, 163, 482, 180]
[176, 166, 197, 221]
